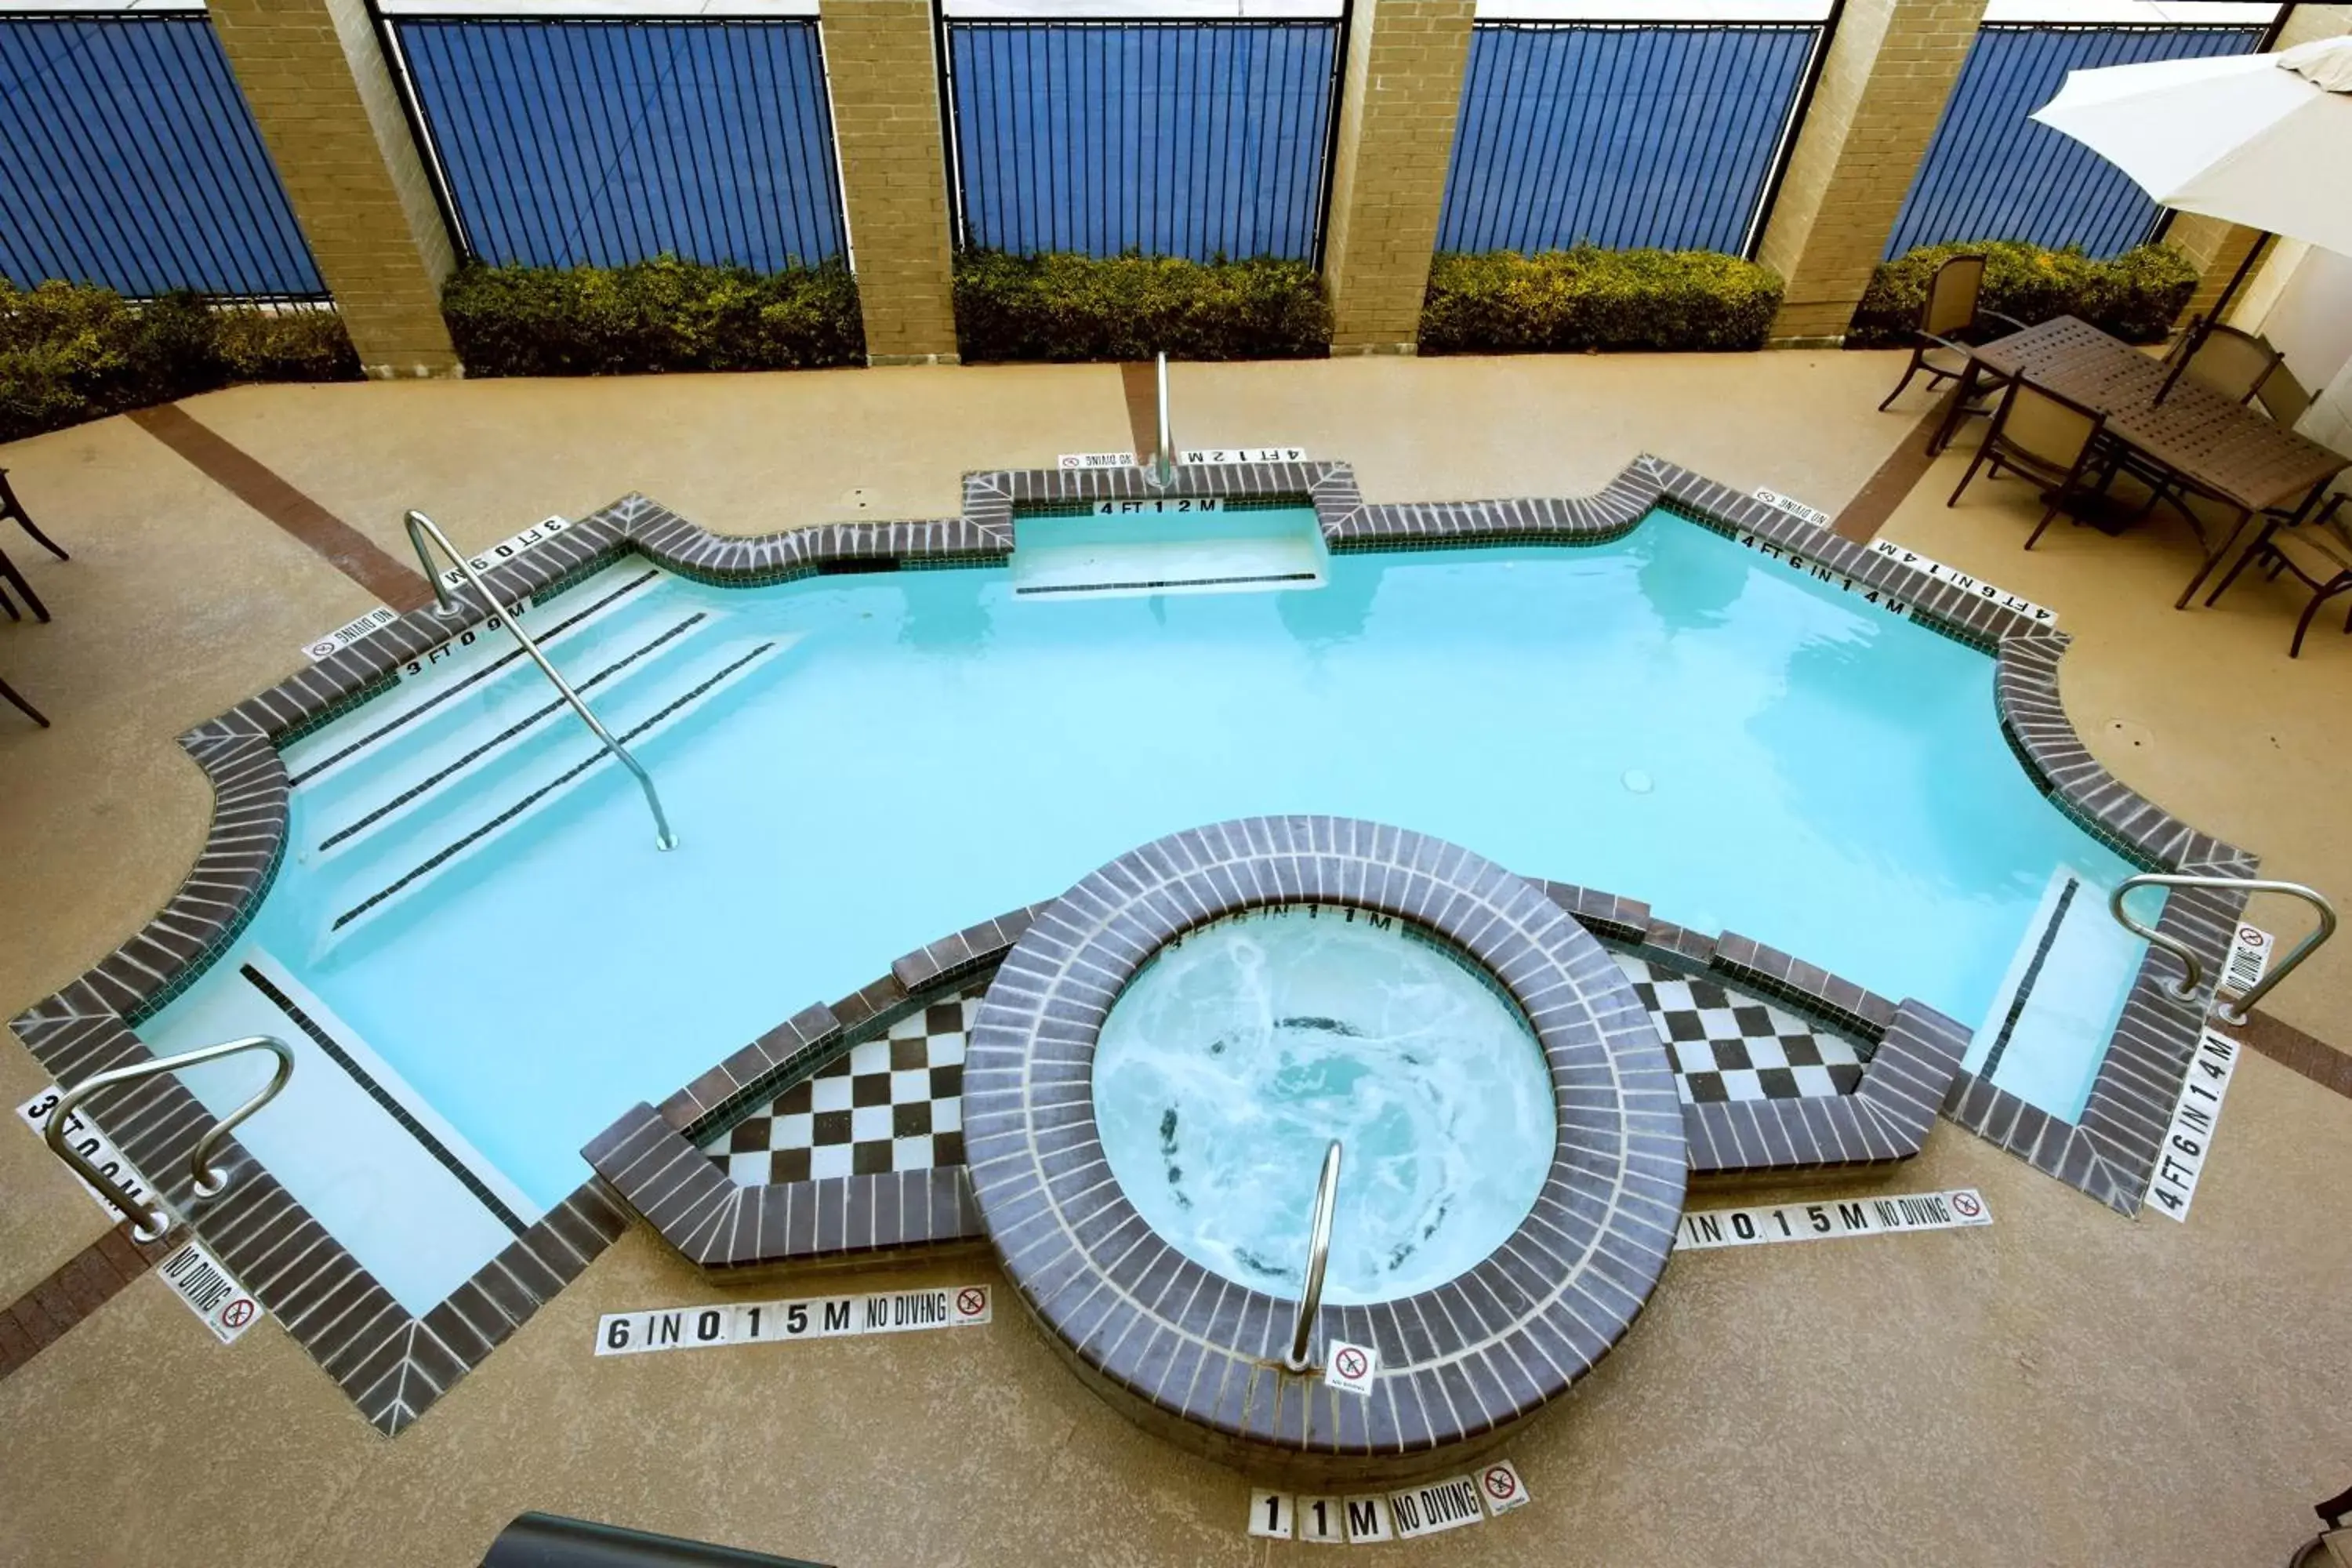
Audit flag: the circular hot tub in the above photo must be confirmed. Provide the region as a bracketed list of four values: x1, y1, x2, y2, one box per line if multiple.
[962, 817, 1687, 1483]
[1091, 905, 1556, 1305]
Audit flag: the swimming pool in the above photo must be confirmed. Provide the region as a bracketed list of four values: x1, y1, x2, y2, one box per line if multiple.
[128, 495, 2151, 1311]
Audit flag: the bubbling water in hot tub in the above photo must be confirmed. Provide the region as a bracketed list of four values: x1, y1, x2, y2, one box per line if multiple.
[1091, 906, 1557, 1305]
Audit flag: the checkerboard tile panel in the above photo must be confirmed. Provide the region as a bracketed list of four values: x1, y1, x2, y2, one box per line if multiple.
[702, 989, 978, 1185]
[1614, 953, 1864, 1104]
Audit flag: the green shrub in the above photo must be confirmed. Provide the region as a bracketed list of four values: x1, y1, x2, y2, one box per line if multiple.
[1848, 240, 2197, 348]
[441, 256, 865, 376]
[953, 251, 1330, 363]
[0, 281, 359, 445]
[1418, 246, 1784, 354]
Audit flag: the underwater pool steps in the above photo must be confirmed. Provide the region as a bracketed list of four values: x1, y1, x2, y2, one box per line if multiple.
[313, 611, 708, 853]
[404, 510, 676, 851]
[283, 568, 662, 789]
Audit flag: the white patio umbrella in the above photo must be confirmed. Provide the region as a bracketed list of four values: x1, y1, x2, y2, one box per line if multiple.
[2031, 34, 2352, 314]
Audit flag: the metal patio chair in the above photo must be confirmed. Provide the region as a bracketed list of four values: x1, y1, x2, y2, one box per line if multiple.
[0, 673, 48, 728]
[2155, 321, 2285, 406]
[2256, 358, 2314, 428]
[1947, 379, 2110, 550]
[1878, 253, 2027, 442]
[0, 469, 64, 622]
[2202, 492, 2352, 657]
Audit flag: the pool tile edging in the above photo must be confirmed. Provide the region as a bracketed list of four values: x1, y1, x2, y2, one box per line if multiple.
[593, 878, 1970, 1280]
[2, 453, 2254, 1433]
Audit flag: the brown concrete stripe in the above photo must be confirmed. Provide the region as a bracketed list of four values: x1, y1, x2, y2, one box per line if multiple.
[2240, 1010, 2352, 1102]
[1119, 361, 1156, 462]
[1834, 394, 1962, 544]
[129, 405, 435, 612]
[0, 1221, 179, 1381]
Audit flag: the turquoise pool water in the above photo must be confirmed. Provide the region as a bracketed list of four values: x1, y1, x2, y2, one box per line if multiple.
[1092, 906, 1555, 1304]
[136, 506, 2145, 1309]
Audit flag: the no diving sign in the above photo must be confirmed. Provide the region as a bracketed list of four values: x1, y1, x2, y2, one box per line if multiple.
[158, 1239, 263, 1345]
[596, 1284, 991, 1357]
[1250, 1461, 1531, 1544]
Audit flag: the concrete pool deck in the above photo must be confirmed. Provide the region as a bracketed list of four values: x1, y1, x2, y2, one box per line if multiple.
[2, 350, 2350, 1566]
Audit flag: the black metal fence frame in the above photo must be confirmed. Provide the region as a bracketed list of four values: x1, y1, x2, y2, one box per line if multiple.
[935, 11, 1352, 267]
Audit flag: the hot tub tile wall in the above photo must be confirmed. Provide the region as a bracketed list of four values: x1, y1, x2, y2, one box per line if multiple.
[7, 453, 2262, 1434]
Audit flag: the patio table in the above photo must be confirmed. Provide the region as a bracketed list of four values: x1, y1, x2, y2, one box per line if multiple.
[1961, 315, 2350, 607]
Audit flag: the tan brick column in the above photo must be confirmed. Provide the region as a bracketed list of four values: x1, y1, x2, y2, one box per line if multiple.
[1320, 0, 1476, 355]
[1755, 0, 1988, 346]
[207, 0, 459, 378]
[822, 0, 960, 365]
[2169, 2, 2351, 325]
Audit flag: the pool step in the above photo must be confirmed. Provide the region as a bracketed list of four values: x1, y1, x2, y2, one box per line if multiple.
[1963, 865, 2150, 1120]
[322, 632, 781, 933]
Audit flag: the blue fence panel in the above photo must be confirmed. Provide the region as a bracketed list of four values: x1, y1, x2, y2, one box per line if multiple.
[1436, 24, 1821, 257]
[0, 16, 322, 298]
[1886, 24, 2267, 259]
[394, 19, 847, 270]
[946, 21, 1341, 262]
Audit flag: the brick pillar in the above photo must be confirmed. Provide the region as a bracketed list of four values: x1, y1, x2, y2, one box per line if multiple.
[1755, 0, 1988, 346]
[1320, 0, 1476, 355]
[822, 0, 960, 365]
[207, 0, 460, 378]
[2168, 3, 2352, 326]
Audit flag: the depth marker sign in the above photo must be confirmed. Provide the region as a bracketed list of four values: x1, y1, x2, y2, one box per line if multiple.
[1675, 1189, 1991, 1251]
[2143, 1029, 2241, 1222]
[596, 1284, 991, 1356]
[1250, 1464, 1530, 1544]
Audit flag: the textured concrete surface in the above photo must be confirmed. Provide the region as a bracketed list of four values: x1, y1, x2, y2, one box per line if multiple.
[3, 354, 2349, 1566]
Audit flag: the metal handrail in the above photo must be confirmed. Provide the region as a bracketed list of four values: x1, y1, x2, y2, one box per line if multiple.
[1285, 1139, 1341, 1374]
[1148, 351, 1177, 489]
[2111, 874, 2336, 1025]
[45, 1035, 294, 1242]
[403, 510, 677, 851]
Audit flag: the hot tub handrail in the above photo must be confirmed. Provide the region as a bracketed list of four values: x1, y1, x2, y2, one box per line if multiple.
[1285, 1139, 1341, 1374]
[2109, 873, 2334, 1025]
[44, 1034, 294, 1243]
[402, 509, 677, 851]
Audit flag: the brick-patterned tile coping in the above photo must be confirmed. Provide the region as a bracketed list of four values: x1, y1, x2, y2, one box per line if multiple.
[6, 452, 2251, 1435]
[963, 818, 1686, 1480]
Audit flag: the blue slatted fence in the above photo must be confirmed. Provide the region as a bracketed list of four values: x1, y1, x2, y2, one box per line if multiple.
[390, 19, 847, 270]
[1886, 24, 2268, 259]
[0, 15, 322, 299]
[1436, 22, 1825, 257]
[944, 20, 1341, 262]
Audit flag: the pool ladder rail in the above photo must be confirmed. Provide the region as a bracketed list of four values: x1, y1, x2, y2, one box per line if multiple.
[45, 1035, 295, 1241]
[2109, 875, 2336, 1024]
[402, 509, 677, 851]
[1285, 1139, 1342, 1374]
[1145, 351, 1177, 490]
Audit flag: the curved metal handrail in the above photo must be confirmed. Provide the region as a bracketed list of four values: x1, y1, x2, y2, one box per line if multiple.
[1285, 1139, 1342, 1374]
[404, 510, 676, 851]
[1148, 351, 1177, 489]
[45, 1035, 294, 1242]
[2111, 874, 2336, 1025]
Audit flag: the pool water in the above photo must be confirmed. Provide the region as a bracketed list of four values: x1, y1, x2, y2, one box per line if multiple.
[136, 507, 2146, 1311]
[1091, 906, 1555, 1304]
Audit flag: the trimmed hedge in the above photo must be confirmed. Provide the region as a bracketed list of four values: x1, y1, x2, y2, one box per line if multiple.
[1418, 246, 1784, 354]
[0, 281, 358, 445]
[441, 256, 866, 376]
[953, 251, 1330, 363]
[1848, 240, 2197, 349]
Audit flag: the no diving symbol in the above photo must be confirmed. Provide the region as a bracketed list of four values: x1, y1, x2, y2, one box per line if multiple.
[1951, 1192, 1984, 1219]
[221, 1298, 256, 1330]
[1334, 1346, 1369, 1381]
[956, 1288, 987, 1317]
[1483, 1466, 1519, 1503]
